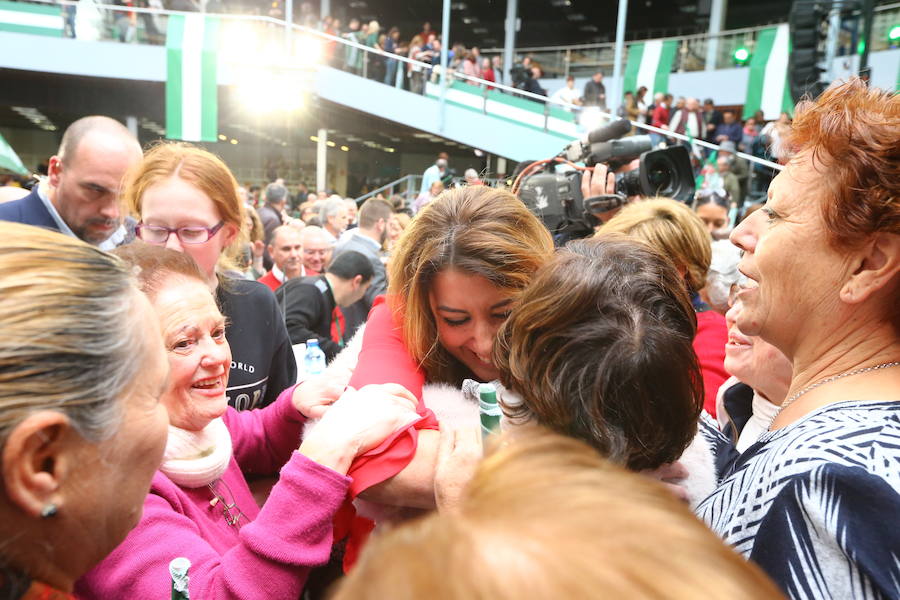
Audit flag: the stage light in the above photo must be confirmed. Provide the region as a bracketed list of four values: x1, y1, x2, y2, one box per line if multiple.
[889, 25, 900, 42]
[733, 47, 750, 63]
[294, 34, 323, 66]
[236, 69, 306, 114]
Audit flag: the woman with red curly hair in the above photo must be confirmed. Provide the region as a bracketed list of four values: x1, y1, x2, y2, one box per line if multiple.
[696, 78, 900, 598]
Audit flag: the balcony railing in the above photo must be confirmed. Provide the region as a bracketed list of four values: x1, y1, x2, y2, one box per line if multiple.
[3, 0, 784, 171]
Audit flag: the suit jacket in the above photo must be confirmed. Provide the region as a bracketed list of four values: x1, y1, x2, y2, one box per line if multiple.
[275, 275, 342, 360]
[334, 231, 386, 337]
[0, 188, 60, 232]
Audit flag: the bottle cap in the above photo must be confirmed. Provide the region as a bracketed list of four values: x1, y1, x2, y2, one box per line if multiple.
[307, 339, 319, 346]
[478, 383, 497, 404]
[169, 557, 191, 578]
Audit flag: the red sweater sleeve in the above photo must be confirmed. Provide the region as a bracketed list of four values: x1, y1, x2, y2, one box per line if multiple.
[693, 310, 729, 419]
[346, 297, 438, 496]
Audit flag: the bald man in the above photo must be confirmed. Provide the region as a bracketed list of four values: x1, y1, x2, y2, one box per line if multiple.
[0, 116, 142, 248]
[301, 225, 334, 275]
[257, 225, 304, 291]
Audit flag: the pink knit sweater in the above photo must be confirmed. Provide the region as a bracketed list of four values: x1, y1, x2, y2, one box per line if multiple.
[75, 386, 350, 599]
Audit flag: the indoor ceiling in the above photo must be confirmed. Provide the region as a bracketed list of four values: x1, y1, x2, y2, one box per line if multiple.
[334, 0, 801, 48]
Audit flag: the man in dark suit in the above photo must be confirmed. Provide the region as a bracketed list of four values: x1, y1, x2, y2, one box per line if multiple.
[276, 250, 374, 361]
[0, 116, 142, 249]
[334, 197, 391, 338]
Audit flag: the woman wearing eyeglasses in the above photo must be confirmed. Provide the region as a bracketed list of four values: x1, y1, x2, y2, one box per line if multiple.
[128, 143, 296, 410]
[75, 243, 420, 600]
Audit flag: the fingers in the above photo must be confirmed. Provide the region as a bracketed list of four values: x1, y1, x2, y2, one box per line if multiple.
[581, 163, 615, 199]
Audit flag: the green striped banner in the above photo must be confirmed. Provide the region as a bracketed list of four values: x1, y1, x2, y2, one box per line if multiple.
[622, 40, 678, 105]
[0, 131, 28, 175]
[743, 25, 794, 120]
[0, 0, 63, 37]
[166, 14, 219, 142]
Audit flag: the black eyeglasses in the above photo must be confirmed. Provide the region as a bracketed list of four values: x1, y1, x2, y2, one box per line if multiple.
[135, 221, 225, 245]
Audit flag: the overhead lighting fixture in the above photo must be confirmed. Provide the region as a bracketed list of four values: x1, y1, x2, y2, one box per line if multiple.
[340, 145, 349, 151]
[451, 2, 467, 9]
[310, 135, 319, 142]
[326, 140, 336, 147]
[566, 13, 586, 21]
[384, 147, 395, 153]
[218, 134, 227, 141]
[230, 139, 238, 144]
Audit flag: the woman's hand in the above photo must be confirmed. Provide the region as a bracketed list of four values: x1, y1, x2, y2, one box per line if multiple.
[291, 374, 346, 420]
[298, 383, 420, 475]
[434, 426, 483, 513]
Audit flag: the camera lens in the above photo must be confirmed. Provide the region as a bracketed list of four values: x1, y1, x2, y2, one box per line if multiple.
[647, 164, 672, 192]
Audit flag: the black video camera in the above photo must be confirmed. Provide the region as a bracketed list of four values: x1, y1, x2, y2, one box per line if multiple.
[517, 118, 695, 242]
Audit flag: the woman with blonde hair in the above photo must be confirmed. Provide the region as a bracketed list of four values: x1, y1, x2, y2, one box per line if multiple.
[334, 428, 784, 600]
[0, 223, 169, 598]
[599, 198, 729, 417]
[127, 142, 295, 410]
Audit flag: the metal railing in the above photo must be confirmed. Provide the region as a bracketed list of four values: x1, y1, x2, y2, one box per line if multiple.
[11, 0, 784, 172]
[354, 174, 422, 204]
[481, 3, 900, 77]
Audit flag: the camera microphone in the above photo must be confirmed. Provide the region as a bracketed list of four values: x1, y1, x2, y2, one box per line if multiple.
[564, 118, 633, 162]
[586, 118, 632, 144]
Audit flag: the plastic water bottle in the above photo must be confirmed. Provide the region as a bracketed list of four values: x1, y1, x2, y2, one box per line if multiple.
[169, 557, 190, 599]
[303, 339, 327, 376]
[478, 383, 502, 440]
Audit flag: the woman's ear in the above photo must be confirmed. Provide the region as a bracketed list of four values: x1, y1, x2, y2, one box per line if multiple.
[2, 412, 73, 518]
[840, 233, 900, 305]
[220, 222, 240, 247]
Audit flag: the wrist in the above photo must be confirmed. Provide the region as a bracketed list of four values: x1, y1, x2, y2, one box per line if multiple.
[299, 435, 359, 474]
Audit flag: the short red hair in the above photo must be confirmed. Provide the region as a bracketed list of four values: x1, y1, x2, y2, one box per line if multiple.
[786, 78, 899, 249]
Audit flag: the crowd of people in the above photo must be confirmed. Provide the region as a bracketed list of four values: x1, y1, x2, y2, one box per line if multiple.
[0, 76, 897, 600]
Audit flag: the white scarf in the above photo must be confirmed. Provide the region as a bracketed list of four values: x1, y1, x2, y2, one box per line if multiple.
[160, 418, 233, 488]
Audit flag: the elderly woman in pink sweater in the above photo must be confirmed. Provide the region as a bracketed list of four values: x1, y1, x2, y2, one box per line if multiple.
[76, 244, 419, 599]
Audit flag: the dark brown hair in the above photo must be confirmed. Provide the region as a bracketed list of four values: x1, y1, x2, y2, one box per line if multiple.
[494, 235, 703, 470]
[786, 77, 899, 249]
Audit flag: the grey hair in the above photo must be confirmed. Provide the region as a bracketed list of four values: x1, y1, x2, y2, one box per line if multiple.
[0, 223, 147, 444]
[319, 197, 346, 222]
[265, 182, 288, 206]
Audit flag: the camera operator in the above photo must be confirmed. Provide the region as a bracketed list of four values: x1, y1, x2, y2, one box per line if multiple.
[580, 161, 630, 226]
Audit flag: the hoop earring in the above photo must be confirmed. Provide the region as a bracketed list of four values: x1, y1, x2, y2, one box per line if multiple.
[40, 503, 58, 518]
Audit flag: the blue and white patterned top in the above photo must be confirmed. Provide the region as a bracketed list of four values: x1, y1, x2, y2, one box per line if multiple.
[696, 401, 900, 600]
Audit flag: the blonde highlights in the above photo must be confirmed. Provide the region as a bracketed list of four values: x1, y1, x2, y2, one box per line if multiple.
[336, 428, 784, 600]
[387, 187, 554, 385]
[598, 198, 712, 293]
[0, 223, 145, 443]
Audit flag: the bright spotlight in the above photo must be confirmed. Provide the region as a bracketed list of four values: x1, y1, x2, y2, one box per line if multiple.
[236, 72, 306, 114]
[294, 34, 323, 66]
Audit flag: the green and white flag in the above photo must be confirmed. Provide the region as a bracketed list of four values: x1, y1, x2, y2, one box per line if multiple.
[743, 25, 794, 120]
[623, 40, 678, 104]
[0, 131, 28, 175]
[166, 14, 219, 142]
[0, 0, 63, 37]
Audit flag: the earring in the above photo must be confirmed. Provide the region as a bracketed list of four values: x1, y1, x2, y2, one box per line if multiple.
[40, 503, 58, 518]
